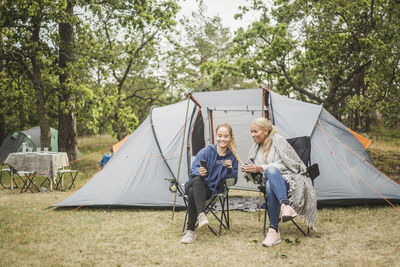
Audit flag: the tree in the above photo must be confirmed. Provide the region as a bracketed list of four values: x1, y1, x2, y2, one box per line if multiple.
[224, 0, 400, 130]
[58, 0, 78, 160]
[168, 0, 256, 92]
[88, 0, 179, 140]
[0, 0, 61, 148]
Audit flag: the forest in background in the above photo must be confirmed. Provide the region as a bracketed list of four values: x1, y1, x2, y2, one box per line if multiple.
[1, 0, 399, 160]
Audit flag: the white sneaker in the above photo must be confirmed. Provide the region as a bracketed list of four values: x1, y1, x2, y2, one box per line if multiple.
[280, 204, 298, 223]
[197, 212, 209, 228]
[262, 228, 281, 247]
[181, 230, 196, 244]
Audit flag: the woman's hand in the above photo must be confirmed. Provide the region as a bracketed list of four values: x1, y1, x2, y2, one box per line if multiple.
[224, 160, 232, 169]
[241, 164, 263, 173]
[199, 167, 208, 176]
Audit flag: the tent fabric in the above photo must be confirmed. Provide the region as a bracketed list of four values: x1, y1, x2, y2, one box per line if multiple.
[112, 134, 131, 153]
[21, 126, 58, 152]
[347, 128, 372, 149]
[54, 89, 400, 208]
[0, 126, 58, 163]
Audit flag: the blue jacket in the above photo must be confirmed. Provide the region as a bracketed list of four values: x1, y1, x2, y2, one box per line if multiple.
[190, 145, 238, 193]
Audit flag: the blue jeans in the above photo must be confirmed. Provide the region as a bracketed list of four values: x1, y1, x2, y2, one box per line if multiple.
[264, 166, 289, 231]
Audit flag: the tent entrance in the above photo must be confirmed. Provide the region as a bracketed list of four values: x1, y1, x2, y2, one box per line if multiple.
[207, 106, 263, 191]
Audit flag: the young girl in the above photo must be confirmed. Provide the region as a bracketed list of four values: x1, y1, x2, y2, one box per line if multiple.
[181, 123, 239, 244]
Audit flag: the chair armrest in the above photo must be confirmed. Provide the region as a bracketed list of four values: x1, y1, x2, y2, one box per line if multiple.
[306, 163, 320, 181]
[225, 178, 236, 187]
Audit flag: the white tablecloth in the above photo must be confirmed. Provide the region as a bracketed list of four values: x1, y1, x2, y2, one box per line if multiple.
[5, 152, 69, 190]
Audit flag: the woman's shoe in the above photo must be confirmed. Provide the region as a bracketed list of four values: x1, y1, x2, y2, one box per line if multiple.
[280, 204, 298, 222]
[181, 230, 197, 244]
[262, 228, 281, 247]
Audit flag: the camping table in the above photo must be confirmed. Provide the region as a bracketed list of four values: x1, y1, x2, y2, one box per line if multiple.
[4, 152, 69, 192]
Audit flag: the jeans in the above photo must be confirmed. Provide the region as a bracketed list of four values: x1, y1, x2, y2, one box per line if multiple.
[264, 166, 289, 231]
[185, 176, 212, 231]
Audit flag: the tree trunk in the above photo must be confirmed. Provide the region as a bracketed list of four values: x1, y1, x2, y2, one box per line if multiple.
[0, 26, 5, 144]
[58, 0, 77, 160]
[31, 15, 51, 149]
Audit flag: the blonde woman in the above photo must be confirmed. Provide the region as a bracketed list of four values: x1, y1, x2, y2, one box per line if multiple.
[181, 123, 239, 244]
[241, 118, 317, 247]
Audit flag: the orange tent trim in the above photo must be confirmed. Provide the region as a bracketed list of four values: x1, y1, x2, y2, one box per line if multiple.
[112, 134, 131, 153]
[347, 128, 372, 149]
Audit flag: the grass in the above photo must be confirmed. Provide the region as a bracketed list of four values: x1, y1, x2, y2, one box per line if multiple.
[1, 128, 400, 266]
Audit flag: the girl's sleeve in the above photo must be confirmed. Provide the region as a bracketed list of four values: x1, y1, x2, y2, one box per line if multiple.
[191, 148, 207, 177]
[231, 157, 239, 183]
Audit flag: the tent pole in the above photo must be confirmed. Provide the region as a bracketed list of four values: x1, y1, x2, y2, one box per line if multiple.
[172, 94, 191, 221]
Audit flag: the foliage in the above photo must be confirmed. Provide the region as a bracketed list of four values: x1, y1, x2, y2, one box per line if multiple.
[1, 0, 399, 144]
[218, 0, 400, 131]
[167, 0, 257, 93]
[85, 0, 180, 139]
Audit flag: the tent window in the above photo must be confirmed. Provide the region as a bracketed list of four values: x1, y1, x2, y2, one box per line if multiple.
[191, 111, 205, 156]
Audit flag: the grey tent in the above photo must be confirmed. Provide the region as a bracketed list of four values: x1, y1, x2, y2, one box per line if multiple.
[0, 126, 58, 163]
[54, 89, 400, 208]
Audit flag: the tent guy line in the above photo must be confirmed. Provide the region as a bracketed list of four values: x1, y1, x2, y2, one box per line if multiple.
[53, 89, 400, 206]
[317, 118, 399, 212]
[331, 150, 400, 213]
[8, 88, 400, 246]
[314, 117, 400, 187]
[6, 105, 182, 235]
[270, 89, 400, 188]
[7, 129, 188, 247]
[8, 150, 182, 248]
[270, 90, 400, 210]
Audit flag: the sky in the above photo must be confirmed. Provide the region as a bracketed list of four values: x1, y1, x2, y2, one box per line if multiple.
[178, 0, 258, 32]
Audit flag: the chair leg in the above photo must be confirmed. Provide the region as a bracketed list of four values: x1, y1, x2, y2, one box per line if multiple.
[290, 220, 308, 237]
[68, 171, 78, 190]
[56, 173, 64, 190]
[226, 193, 230, 229]
[12, 176, 19, 189]
[40, 177, 50, 189]
[263, 193, 268, 236]
[0, 171, 5, 188]
[207, 196, 229, 236]
[218, 197, 227, 236]
[182, 196, 189, 234]
[19, 174, 31, 193]
[4, 169, 19, 190]
[19, 173, 38, 193]
[262, 191, 309, 237]
[182, 210, 189, 234]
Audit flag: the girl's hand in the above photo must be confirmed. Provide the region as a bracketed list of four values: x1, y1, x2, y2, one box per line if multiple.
[240, 164, 248, 173]
[241, 164, 262, 173]
[199, 167, 208, 176]
[224, 160, 232, 169]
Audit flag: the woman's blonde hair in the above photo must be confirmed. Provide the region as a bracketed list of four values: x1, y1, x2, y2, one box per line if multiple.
[216, 123, 240, 162]
[251, 118, 279, 161]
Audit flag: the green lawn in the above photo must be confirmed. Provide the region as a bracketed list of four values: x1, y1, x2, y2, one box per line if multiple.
[1, 132, 399, 266]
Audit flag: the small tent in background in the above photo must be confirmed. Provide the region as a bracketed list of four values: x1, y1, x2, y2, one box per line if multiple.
[0, 126, 58, 163]
[54, 88, 400, 209]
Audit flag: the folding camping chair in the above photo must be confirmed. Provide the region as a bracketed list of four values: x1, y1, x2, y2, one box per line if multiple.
[258, 136, 319, 237]
[55, 168, 78, 190]
[17, 171, 38, 193]
[0, 167, 14, 188]
[166, 177, 235, 236]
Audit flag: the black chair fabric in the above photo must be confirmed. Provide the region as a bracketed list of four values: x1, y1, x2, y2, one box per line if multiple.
[166, 177, 234, 236]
